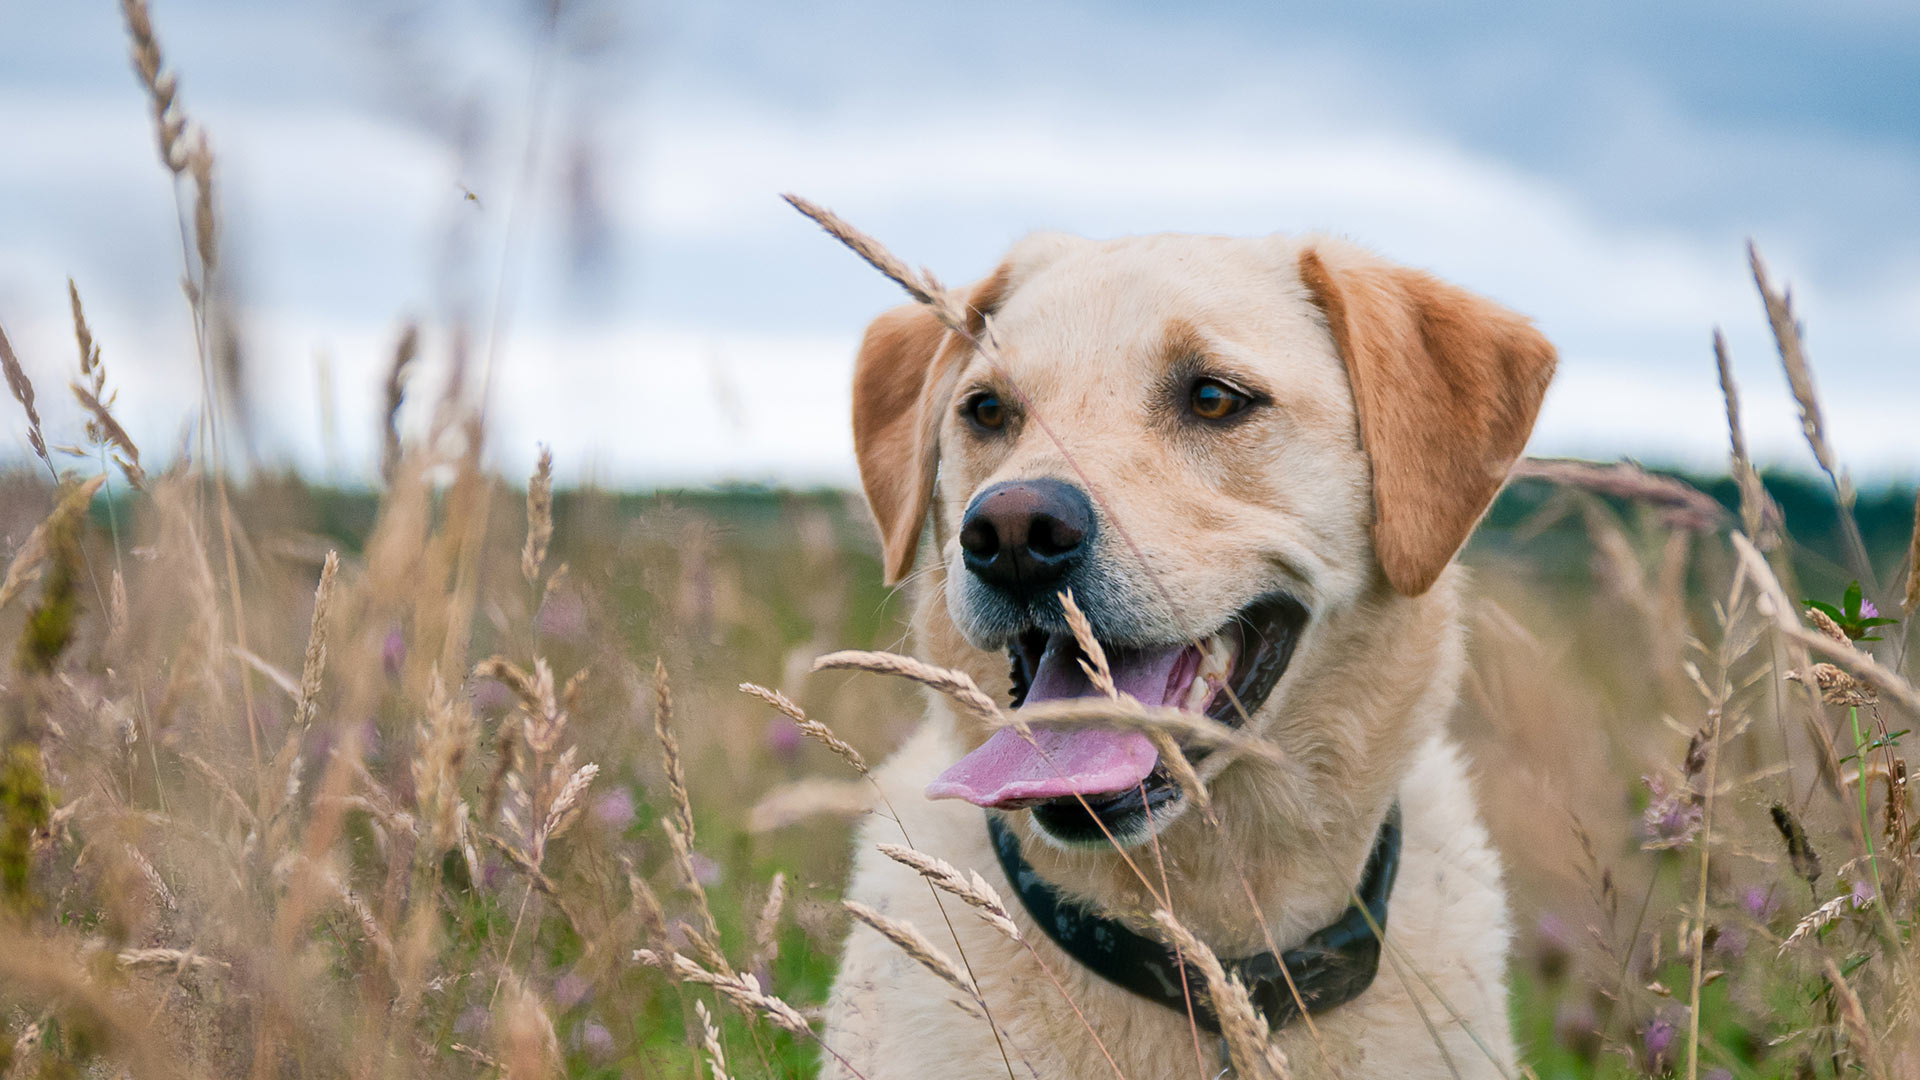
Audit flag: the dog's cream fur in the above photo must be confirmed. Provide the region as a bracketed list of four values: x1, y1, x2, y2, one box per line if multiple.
[820, 232, 1556, 1078]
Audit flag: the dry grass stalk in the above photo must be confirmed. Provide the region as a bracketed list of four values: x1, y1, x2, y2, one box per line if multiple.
[115, 947, 232, 977]
[6, 1018, 45, 1080]
[747, 778, 874, 832]
[653, 658, 696, 843]
[495, 976, 562, 1080]
[696, 1000, 733, 1080]
[1779, 893, 1855, 953]
[842, 900, 983, 1010]
[1712, 330, 1783, 549]
[1733, 534, 1920, 718]
[1153, 909, 1292, 1080]
[1749, 245, 1837, 486]
[634, 949, 812, 1036]
[625, 859, 671, 947]
[1001, 697, 1286, 765]
[380, 323, 417, 484]
[483, 722, 518, 828]
[474, 655, 574, 755]
[0, 475, 105, 611]
[108, 567, 128, 640]
[783, 194, 967, 331]
[662, 817, 731, 976]
[328, 873, 400, 981]
[483, 834, 584, 938]
[0, 317, 50, 471]
[543, 760, 596, 841]
[752, 871, 787, 972]
[120, 0, 188, 173]
[291, 551, 337, 731]
[447, 1043, 500, 1071]
[1786, 623, 1918, 717]
[412, 673, 475, 850]
[1805, 606, 1851, 646]
[876, 843, 1020, 941]
[813, 649, 1004, 725]
[522, 445, 553, 584]
[1147, 729, 1211, 812]
[178, 748, 256, 825]
[1822, 958, 1888, 1080]
[1059, 589, 1117, 698]
[64, 282, 146, 489]
[498, 745, 596, 867]
[1906, 489, 1920, 617]
[738, 682, 868, 774]
[1749, 243, 1877, 589]
[1510, 457, 1724, 533]
[187, 132, 217, 275]
[1020, 603, 1228, 819]
[1788, 663, 1877, 708]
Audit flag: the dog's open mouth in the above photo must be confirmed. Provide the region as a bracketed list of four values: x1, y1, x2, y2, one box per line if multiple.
[926, 592, 1307, 842]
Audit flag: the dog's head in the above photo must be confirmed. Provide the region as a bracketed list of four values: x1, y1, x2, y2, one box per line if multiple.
[851, 233, 1555, 849]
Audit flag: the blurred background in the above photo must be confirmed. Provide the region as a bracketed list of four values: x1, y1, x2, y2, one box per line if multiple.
[3, 0, 1917, 488]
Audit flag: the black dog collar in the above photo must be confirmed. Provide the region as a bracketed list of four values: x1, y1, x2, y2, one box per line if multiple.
[987, 802, 1401, 1034]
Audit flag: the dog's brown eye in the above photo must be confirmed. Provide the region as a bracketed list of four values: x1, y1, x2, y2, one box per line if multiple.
[1188, 379, 1248, 421]
[966, 392, 1007, 431]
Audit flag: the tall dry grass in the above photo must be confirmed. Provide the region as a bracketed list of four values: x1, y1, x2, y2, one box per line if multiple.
[0, 5, 1917, 1079]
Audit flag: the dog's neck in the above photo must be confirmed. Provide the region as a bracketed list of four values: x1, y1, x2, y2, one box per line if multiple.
[914, 573, 1463, 955]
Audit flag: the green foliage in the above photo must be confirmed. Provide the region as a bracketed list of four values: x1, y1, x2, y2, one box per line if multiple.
[0, 742, 51, 917]
[1804, 580, 1899, 642]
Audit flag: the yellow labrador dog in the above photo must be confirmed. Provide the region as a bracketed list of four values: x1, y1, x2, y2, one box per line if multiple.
[820, 231, 1555, 1078]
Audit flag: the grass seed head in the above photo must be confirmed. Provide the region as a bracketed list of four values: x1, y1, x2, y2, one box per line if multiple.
[522, 445, 554, 584]
[739, 682, 868, 775]
[842, 899, 982, 1010]
[812, 649, 1003, 726]
[1154, 909, 1291, 1080]
[876, 843, 1020, 941]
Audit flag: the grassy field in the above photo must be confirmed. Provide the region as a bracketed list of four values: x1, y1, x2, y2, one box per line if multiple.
[3, 2, 1918, 1075]
[0, 459, 1914, 1079]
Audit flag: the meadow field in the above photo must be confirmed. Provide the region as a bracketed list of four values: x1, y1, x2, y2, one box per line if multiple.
[3, 3, 1919, 1077]
[0, 418, 1915, 1080]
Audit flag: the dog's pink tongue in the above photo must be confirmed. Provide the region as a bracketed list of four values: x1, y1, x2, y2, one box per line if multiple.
[926, 636, 1191, 808]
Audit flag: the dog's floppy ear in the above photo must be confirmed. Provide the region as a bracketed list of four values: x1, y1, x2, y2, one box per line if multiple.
[852, 304, 952, 584]
[1298, 244, 1556, 596]
[852, 268, 1010, 584]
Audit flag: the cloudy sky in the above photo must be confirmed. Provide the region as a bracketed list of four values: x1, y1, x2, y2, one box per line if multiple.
[3, 0, 1916, 487]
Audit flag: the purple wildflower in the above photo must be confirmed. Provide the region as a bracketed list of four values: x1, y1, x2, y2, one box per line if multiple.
[580, 1020, 614, 1059]
[453, 1004, 487, 1037]
[382, 626, 406, 679]
[1554, 997, 1601, 1061]
[1641, 1012, 1678, 1073]
[470, 677, 513, 715]
[1534, 913, 1572, 981]
[553, 972, 591, 1009]
[1861, 598, 1880, 620]
[766, 715, 804, 760]
[1641, 774, 1703, 850]
[689, 851, 723, 887]
[593, 787, 636, 830]
[535, 588, 588, 642]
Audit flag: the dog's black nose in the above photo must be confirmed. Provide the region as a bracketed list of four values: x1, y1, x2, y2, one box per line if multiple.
[958, 479, 1095, 594]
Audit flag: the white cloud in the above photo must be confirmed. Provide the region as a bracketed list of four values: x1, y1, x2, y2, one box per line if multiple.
[4, 5, 1916, 487]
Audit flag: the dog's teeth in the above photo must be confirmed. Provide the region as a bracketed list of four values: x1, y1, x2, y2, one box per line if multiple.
[1184, 634, 1235, 710]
